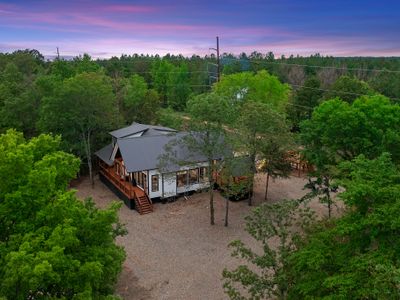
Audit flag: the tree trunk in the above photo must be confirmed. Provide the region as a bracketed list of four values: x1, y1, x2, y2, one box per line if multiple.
[324, 176, 331, 219]
[264, 171, 270, 201]
[208, 161, 215, 225]
[209, 184, 215, 225]
[327, 192, 331, 219]
[249, 153, 257, 206]
[224, 197, 229, 227]
[83, 131, 94, 188]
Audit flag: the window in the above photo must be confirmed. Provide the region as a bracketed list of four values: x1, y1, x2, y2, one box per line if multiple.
[151, 175, 159, 192]
[176, 171, 187, 187]
[199, 167, 209, 182]
[189, 169, 199, 185]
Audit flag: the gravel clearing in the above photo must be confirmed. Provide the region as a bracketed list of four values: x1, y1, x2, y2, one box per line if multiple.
[74, 173, 342, 300]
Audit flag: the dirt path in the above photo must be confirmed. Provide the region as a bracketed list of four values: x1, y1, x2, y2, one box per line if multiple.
[74, 173, 339, 300]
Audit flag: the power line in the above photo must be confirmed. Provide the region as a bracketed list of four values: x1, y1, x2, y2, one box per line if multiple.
[286, 102, 314, 110]
[290, 84, 400, 102]
[222, 57, 400, 74]
[131, 70, 210, 74]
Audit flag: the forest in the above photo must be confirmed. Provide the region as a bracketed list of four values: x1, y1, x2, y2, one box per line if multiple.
[0, 49, 400, 299]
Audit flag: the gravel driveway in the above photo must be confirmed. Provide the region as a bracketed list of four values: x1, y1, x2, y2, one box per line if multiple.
[75, 173, 335, 300]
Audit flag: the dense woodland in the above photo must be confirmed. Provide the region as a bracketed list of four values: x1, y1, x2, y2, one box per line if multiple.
[1, 49, 400, 299]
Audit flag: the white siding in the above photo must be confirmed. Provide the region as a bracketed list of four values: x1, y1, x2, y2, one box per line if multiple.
[146, 162, 210, 199]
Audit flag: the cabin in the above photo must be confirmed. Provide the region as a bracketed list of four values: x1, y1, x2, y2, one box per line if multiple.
[95, 123, 212, 214]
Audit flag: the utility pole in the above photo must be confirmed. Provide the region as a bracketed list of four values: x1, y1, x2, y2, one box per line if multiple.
[210, 36, 221, 82]
[216, 36, 220, 82]
[56, 47, 60, 60]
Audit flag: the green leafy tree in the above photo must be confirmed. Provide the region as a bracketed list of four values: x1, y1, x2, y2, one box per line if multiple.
[184, 93, 235, 225]
[300, 95, 400, 216]
[72, 53, 101, 74]
[301, 95, 400, 164]
[324, 75, 374, 103]
[157, 107, 184, 130]
[160, 92, 234, 225]
[0, 130, 125, 299]
[288, 76, 323, 129]
[50, 59, 76, 80]
[0, 62, 40, 137]
[151, 59, 174, 106]
[121, 74, 162, 124]
[217, 157, 253, 227]
[167, 64, 191, 111]
[214, 70, 290, 112]
[38, 72, 120, 185]
[235, 101, 292, 205]
[289, 154, 400, 299]
[223, 200, 314, 300]
[370, 71, 400, 101]
[261, 142, 293, 202]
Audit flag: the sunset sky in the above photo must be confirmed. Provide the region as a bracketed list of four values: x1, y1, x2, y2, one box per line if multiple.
[0, 0, 399, 58]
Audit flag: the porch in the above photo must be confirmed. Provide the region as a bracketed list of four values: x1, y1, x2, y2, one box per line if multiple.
[99, 160, 153, 214]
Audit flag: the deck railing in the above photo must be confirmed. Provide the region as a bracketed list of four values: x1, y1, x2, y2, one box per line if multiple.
[99, 163, 136, 199]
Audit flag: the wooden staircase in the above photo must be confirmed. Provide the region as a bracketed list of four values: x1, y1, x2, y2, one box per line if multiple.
[134, 189, 153, 215]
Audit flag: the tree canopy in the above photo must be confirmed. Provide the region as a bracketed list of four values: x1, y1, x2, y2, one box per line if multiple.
[300, 95, 400, 166]
[38, 71, 120, 183]
[289, 154, 400, 299]
[213, 70, 291, 112]
[0, 130, 125, 299]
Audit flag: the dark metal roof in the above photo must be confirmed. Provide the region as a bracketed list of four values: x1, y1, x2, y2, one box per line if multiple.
[96, 124, 228, 173]
[117, 133, 212, 173]
[94, 143, 114, 166]
[109, 122, 177, 139]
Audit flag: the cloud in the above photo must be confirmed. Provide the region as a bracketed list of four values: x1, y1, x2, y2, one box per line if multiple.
[102, 4, 157, 13]
[0, 1, 399, 57]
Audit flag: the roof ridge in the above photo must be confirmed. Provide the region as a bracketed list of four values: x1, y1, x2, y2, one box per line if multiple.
[117, 132, 179, 141]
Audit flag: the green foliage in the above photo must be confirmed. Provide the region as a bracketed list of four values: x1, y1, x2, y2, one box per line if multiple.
[121, 74, 161, 124]
[151, 59, 174, 106]
[288, 154, 400, 299]
[50, 59, 76, 80]
[300, 94, 400, 217]
[288, 76, 323, 128]
[214, 70, 290, 112]
[72, 54, 101, 74]
[38, 71, 120, 182]
[324, 75, 374, 103]
[370, 71, 400, 101]
[234, 101, 293, 204]
[0, 62, 39, 136]
[300, 95, 400, 166]
[157, 107, 184, 130]
[0, 130, 125, 299]
[223, 200, 314, 300]
[167, 64, 191, 111]
[160, 92, 234, 225]
[123, 74, 148, 109]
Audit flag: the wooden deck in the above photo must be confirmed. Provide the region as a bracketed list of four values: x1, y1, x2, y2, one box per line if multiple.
[99, 162, 153, 214]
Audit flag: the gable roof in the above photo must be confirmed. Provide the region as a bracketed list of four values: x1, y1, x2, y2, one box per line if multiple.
[95, 143, 114, 166]
[109, 122, 177, 139]
[96, 123, 228, 173]
[117, 133, 212, 173]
